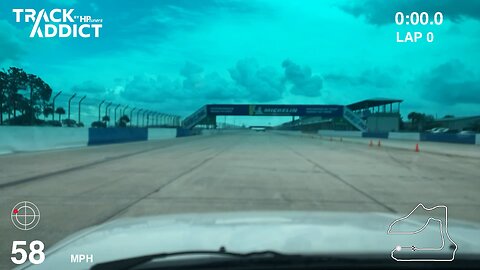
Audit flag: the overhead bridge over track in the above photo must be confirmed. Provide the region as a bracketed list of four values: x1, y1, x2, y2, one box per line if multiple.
[182, 104, 367, 131]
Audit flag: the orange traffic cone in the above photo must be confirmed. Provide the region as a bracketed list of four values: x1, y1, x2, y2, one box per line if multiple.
[377, 140, 381, 147]
[415, 143, 419, 152]
[369, 140, 373, 147]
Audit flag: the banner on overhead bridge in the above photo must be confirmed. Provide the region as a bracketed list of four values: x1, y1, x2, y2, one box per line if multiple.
[206, 104, 344, 117]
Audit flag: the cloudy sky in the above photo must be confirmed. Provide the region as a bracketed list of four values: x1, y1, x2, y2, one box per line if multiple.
[1, 0, 479, 125]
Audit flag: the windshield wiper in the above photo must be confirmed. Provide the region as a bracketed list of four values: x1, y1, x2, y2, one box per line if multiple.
[90, 248, 302, 270]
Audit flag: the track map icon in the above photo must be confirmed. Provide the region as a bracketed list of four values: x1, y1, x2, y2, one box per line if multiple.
[11, 201, 41, 231]
[388, 203, 457, 261]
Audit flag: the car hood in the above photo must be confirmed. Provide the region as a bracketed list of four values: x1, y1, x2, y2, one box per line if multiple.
[18, 211, 480, 270]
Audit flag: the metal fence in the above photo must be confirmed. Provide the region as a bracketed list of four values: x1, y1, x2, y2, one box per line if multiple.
[1, 91, 182, 128]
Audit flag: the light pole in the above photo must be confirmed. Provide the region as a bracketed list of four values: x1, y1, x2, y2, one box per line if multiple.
[105, 102, 112, 117]
[129, 107, 136, 127]
[122, 105, 129, 117]
[78, 95, 86, 124]
[146, 111, 150, 127]
[164, 114, 169, 126]
[98, 100, 105, 121]
[137, 109, 143, 127]
[149, 112, 154, 127]
[105, 102, 112, 126]
[67, 93, 77, 121]
[142, 110, 148, 127]
[114, 104, 121, 127]
[120, 105, 128, 126]
[176, 116, 181, 127]
[159, 113, 164, 126]
[52, 91, 62, 121]
[163, 114, 168, 126]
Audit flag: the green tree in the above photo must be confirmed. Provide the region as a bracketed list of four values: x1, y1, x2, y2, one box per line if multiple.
[16, 95, 29, 115]
[407, 112, 421, 130]
[43, 106, 54, 119]
[55, 107, 65, 122]
[408, 112, 435, 131]
[5, 67, 28, 121]
[0, 67, 52, 125]
[91, 121, 106, 128]
[0, 70, 6, 124]
[102, 115, 110, 123]
[466, 120, 480, 132]
[118, 115, 130, 127]
[408, 112, 419, 124]
[25, 74, 52, 124]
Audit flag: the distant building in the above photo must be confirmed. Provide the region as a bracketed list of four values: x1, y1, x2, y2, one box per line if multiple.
[279, 98, 480, 133]
[280, 98, 403, 132]
[347, 98, 402, 132]
[433, 116, 480, 131]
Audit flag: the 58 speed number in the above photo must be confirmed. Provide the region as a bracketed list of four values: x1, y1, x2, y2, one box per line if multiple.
[11, 241, 45, 265]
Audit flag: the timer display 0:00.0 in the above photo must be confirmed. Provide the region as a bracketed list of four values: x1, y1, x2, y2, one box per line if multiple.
[395, 12, 443, 26]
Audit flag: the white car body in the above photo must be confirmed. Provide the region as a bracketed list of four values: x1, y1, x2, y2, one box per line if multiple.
[15, 211, 480, 270]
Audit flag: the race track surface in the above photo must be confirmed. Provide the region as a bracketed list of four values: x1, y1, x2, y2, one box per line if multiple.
[1, 130, 479, 268]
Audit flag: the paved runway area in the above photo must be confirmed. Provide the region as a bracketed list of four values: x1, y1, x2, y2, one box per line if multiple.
[1, 130, 479, 268]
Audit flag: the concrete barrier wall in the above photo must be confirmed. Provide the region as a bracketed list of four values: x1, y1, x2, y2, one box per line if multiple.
[0, 127, 184, 155]
[0, 126, 88, 154]
[88, 128, 148, 145]
[388, 132, 420, 141]
[176, 128, 201, 137]
[362, 132, 389, 138]
[316, 129, 478, 145]
[318, 130, 362, 138]
[420, 133, 476, 145]
[148, 128, 177, 140]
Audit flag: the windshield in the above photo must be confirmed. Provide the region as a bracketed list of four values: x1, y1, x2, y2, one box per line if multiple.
[1, 0, 479, 269]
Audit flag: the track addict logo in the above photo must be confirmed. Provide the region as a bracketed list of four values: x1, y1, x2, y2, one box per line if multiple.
[12, 9, 103, 38]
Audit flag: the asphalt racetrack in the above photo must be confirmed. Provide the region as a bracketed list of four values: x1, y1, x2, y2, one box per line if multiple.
[1, 130, 479, 268]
